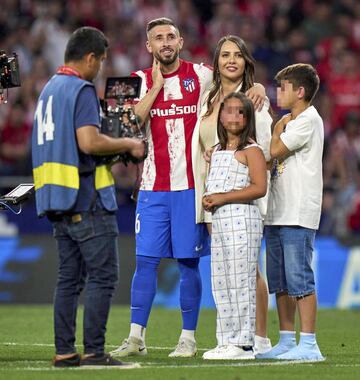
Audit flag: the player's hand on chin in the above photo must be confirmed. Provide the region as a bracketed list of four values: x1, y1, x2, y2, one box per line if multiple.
[151, 59, 164, 89]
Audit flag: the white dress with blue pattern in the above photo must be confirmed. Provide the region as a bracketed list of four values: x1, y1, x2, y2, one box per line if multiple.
[206, 146, 262, 346]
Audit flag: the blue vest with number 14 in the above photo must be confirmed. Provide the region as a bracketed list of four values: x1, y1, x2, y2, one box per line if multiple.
[32, 74, 116, 216]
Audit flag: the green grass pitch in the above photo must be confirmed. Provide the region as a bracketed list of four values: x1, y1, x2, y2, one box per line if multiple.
[0, 305, 359, 379]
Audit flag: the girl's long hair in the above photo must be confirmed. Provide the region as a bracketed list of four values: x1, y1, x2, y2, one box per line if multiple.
[217, 92, 256, 152]
[205, 35, 255, 118]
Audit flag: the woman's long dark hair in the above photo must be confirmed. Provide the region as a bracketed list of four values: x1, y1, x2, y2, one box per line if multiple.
[205, 35, 255, 118]
[217, 92, 256, 152]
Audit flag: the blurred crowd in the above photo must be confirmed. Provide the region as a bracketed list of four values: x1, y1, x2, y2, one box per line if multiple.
[0, 0, 359, 243]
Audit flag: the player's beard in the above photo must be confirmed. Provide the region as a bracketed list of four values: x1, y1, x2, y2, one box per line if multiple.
[154, 48, 179, 66]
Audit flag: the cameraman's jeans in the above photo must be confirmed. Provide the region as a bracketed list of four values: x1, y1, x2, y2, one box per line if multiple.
[51, 211, 119, 355]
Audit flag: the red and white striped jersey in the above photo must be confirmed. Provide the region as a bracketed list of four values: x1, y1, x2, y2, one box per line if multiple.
[133, 60, 213, 191]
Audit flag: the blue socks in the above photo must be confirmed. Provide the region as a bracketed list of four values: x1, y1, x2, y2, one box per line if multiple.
[130, 256, 202, 331]
[256, 331, 324, 361]
[178, 258, 202, 330]
[277, 332, 324, 361]
[130, 255, 160, 326]
[256, 331, 296, 359]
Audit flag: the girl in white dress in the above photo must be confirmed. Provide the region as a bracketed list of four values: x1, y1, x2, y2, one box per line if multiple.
[192, 36, 273, 354]
[203, 92, 267, 360]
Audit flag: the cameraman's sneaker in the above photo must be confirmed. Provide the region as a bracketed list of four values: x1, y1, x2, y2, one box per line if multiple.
[168, 338, 197, 358]
[53, 353, 80, 367]
[110, 337, 147, 358]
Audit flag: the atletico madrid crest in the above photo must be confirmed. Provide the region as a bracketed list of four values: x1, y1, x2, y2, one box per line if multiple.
[183, 78, 195, 92]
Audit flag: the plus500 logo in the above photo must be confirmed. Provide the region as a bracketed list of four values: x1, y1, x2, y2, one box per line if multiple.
[150, 105, 197, 117]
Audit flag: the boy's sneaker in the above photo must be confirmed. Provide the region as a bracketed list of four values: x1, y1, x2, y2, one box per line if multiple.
[254, 336, 272, 355]
[256, 339, 296, 359]
[53, 353, 81, 368]
[168, 338, 197, 358]
[80, 353, 140, 368]
[203, 345, 255, 360]
[277, 343, 325, 361]
[110, 337, 147, 358]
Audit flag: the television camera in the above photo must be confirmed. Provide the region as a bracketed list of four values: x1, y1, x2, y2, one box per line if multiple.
[100, 76, 147, 165]
[0, 51, 21, 104]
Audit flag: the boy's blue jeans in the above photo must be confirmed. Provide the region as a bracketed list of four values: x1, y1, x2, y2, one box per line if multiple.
[51, 211, 119, 355]
[264, 226, 316, 297]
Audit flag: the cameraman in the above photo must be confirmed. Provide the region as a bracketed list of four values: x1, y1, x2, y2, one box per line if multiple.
[31, 26, 144, 368]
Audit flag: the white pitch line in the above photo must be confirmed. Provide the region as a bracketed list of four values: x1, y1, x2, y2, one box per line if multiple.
[5, 367, 141, 371]
[0, 363, 318, 372]
[2, 342, 54, 347]
[4, 363, 360, 372]
[112, 345, 180, 350]
[0, 342, 201, 351]
[138, 360, 327, 368]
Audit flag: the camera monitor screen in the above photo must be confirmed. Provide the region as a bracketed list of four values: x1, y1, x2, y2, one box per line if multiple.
[104, 76, 142, 100]
[5, 184, 34, 198]
[0, 183, 34, 204]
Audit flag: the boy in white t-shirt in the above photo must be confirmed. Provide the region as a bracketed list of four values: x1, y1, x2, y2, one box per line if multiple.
[258, 64, 325, 361]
